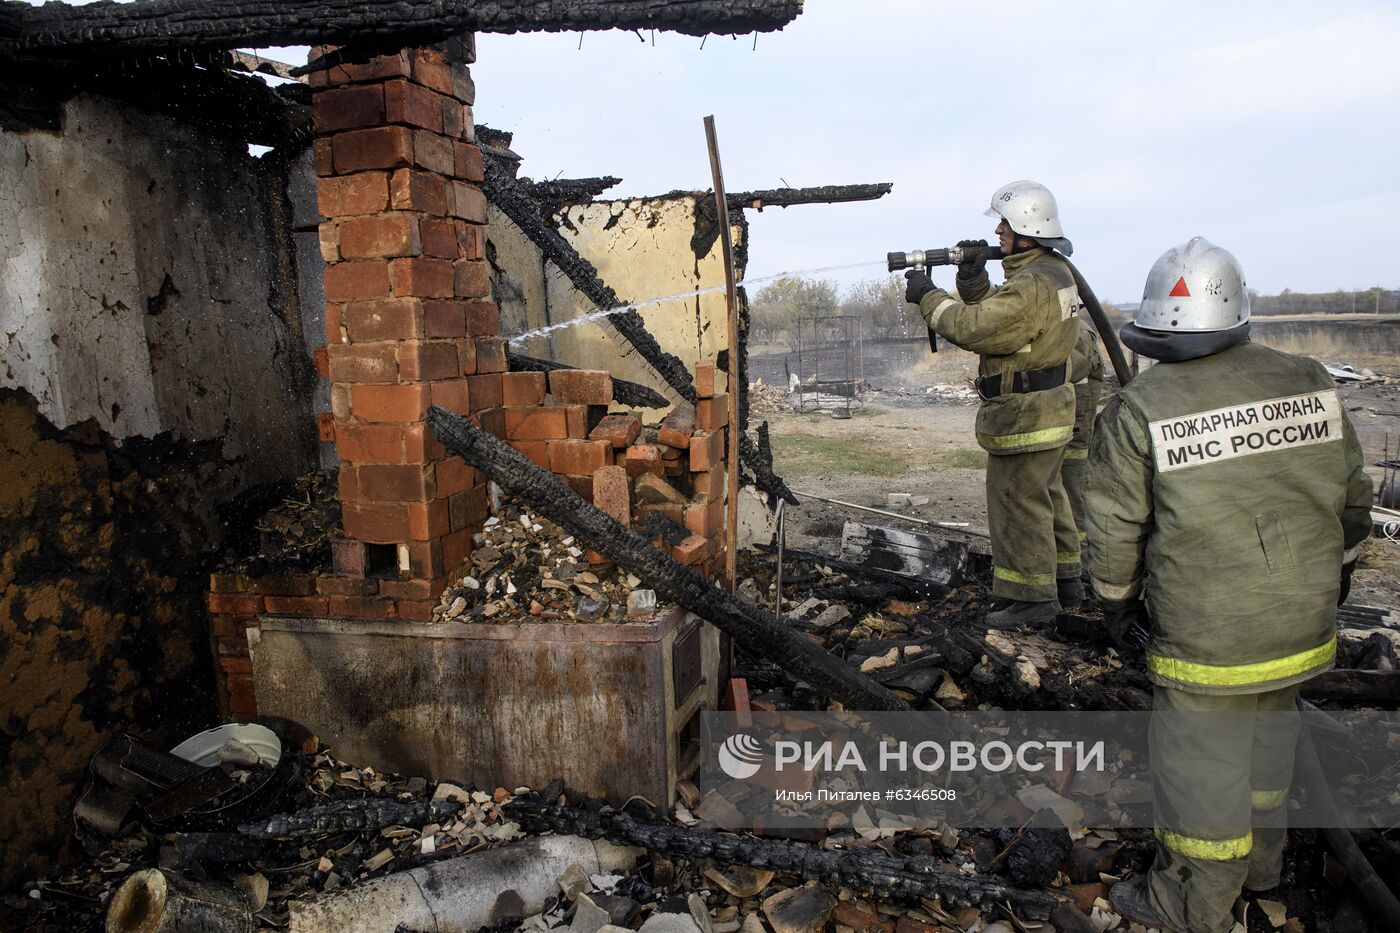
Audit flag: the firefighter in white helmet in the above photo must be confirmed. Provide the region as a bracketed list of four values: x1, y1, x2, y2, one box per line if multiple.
[1085, 238, 1373, 932]
[906, 181, 1084, 627]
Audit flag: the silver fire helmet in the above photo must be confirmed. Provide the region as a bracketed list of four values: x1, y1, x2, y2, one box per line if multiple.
[1136, 237, 1250, 333]
[984, 180, 1066, 239]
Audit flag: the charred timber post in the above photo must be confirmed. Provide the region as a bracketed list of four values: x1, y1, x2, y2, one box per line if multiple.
[728, 183, 893, 211]
[506, 351, 670, 409]
[6, 1, 805, 54]
[703, 115, 741, 591]
[480, 154, 696, 402]
[426, 406, 908, 712]
[503, 797, 1059, 911]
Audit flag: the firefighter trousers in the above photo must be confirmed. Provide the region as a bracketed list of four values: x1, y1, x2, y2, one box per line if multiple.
[985, 444, 1080, 602]
[1147, 684, 1301, 933]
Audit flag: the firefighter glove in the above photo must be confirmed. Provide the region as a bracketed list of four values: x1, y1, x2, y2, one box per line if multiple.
[904, 269, 935, 305]
[956, 238, 990, 277]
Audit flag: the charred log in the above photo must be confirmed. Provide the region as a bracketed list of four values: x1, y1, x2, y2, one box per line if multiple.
[527, 176, 624, 217]
[506, 351, 669, 409]
[743, 422, 797, 505]
[426, 406, 906, 712]
[502, 797, 1058, 911]
[1301, 670, 1400, 706]
[728, 183, 893, 211]
[481, 152, 695, 401]
[6, 0, 805, 56]
[237, 797, 462, 840]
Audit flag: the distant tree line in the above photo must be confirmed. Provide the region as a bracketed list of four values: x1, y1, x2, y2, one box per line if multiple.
[749, 275, 925, 346]
[1248, 287, 1399, 315]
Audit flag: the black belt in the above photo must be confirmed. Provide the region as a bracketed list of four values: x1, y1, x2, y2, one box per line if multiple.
[976, 363, 1067, 400]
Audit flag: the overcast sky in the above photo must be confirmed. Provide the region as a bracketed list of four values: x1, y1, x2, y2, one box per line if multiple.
[461, 0, 1400, 303]
[28, 0, 1400, 302]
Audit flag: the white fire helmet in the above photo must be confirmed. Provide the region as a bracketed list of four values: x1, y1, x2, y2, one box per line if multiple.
[1136, 237, 1250, 333]
[984, 180, 1065, 240]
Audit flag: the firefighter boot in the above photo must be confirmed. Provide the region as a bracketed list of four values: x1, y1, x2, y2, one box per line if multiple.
[985, 599, 1060, 630]
[1057, 577, 1084, 611]
[1110, 882, 1170, 930]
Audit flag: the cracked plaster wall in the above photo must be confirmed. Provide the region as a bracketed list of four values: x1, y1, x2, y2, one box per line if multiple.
[0, 93, 314, 485]
[488, 195, 741, 406]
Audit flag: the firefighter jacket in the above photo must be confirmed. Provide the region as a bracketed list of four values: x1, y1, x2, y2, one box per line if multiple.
[1084, 341, 1374, 694]
[1066, 321, 1106, 459]
[918, 248, 1081, 455]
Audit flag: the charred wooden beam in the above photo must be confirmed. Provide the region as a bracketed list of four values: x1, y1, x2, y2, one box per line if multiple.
[506, 351, 669, 409]
[728, 182, 893, 212]
[481, 152, 696, 402]
[503, 796, 1059, 911]
[238, 797, 462, 840]
[527, 175, 624, 216]
[426, 406, 907, 712]
[1301, 670, 1400, 706]
[6, 0, 805, 55]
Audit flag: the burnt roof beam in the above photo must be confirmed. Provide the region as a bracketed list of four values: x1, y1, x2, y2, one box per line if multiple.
[727, 182, 892, 211]
[4, 0, 805, 55]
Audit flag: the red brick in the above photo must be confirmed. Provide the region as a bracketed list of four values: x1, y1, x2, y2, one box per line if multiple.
[464, 300, 499, 336]
[337, 423, 406, 463]
[409, 48, 455, 95]
[324, 261, 390, 302]
[547, 369, 612, 405]
[403, 539, 443, 579]
[395, 599, 437, 622]
[328, 595, 397, 619]
[355, 463, 434, 501]
[424, 300, 466, 338]
[319, 224, 340, 262]
[475, 337, 507, 373]
[325, 302, 346, 344]
[695, 360, 718, 398]
[419, 218, 458, 258]
[476, 407, 507, 439]
[389, 168, 449, 215]
[454, 141, 484, 182]
[380, 576, 448, 601]
[398, 341, 460, 381]
[219, 656, 254, 674]
[456, 223, 485, 261]
[383, 78, 444, 132]
[344, 298, 424, 342]
[404, 423, 446, 462]
[696, 393, 729, 432]
[589, 413, 641, 448]
[451, 182, 488, 223]
[313, 346, 330, 377]
[337, 463, 359, 503]
[442, 526, 474, 571]
[322, 52, 410, 86]
[724, 677, 753, 728]
[563, 404, 589, 438]
[338, 214, 421, 260]
[313, 137, 334, 176]
[328, 342, 398, 383]
[350, 384, 431, 422]
[593, 465, 630, 525]
[693, 463, 727, 501]
[429, 378, 470, 414]
[684, 497, 726, 538]
[636, 501, 685, 528]
[499, 372, 546, 407]
[510, 440, 551, 470]
[625, 444, 665, 479]
[456, 338, 478, 376]
[467, 373, 504, 411]
[454, 260, 491, 298]
[448, 485, 489, 531]
[1064, 883, 1107, 915]
[210, 614, 249, 639]
[333, 126, 414, 173]
[209, 593, 262, 615]
[562, 474, 595, 501]
[390, 258, 455, 298]
[548, 439, 611, 475]
[894, 916, 940, 933]
[412, 129, 455, 175]
[317, 574, 380, 596]
[690, 429, 724, 472]
[331, 538, 367, 576]
[504, 407, 569, 441]
[442, 96, 465, 139]
[251, 574, 318, 596]
[436, 457, 479, 497]
[318, 171, 389, 217]
[228, 694, 259, 717]
[316, 411, 336, 442]
[264, 595, 330, 616]
[342, 500, 412, 543]
[668, 533, 714, 566]
[634, 472, 687, 506]
[657, 403, 696, 449]
[210, 571, 253, 593]
[314, 84, 384, 132]
[453, 63, 476, 102]
[406, 499, 450, 539]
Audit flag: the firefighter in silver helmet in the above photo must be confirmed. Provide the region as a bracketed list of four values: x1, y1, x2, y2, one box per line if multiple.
[906, 181, 1084, 628]
[1085, 238, 1373, 932]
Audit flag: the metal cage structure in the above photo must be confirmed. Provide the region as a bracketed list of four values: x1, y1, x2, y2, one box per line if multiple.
[794, 315, 865, 417]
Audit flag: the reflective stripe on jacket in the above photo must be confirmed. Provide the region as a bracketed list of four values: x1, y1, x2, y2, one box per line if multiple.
[1084, 341, 1373, 694]
[918, 248, 1080, 455]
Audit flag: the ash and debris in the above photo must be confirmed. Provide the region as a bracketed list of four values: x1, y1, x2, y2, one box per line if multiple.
[218, 470, 341, 575]
[433, 503, 664, 624]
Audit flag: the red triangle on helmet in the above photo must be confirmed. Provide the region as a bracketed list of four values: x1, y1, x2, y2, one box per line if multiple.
[1169, 277, 1191, 298]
